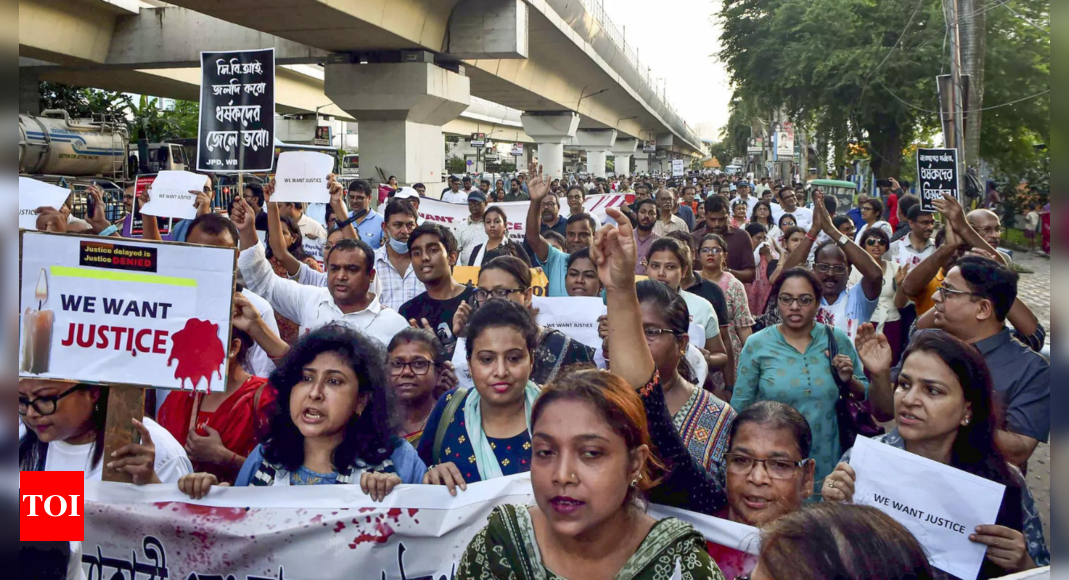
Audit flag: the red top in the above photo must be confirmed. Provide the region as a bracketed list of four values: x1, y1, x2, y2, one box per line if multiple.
[158, 377, 276, 470]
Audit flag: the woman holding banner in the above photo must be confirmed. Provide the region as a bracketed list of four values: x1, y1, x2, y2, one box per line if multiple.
[19, 380, 192, 484]
[456, 208, 727, 580]
[823, 329, 1049, 578]
[179, 325, 425, 501]
[467, 206, 532, 267]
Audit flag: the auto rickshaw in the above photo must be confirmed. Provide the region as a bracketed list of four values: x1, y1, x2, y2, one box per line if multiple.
[807, 179, 859, 216]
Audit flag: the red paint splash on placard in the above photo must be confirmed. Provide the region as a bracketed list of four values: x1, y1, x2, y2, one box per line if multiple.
[349, 522, 394, 549]
[167, 319, 225, 392]
[157, 502, 249, 523]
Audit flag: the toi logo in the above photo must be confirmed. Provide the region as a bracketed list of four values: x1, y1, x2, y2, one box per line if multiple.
[20, 471, 85, 542]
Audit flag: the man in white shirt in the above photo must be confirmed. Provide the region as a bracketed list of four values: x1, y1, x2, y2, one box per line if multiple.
[441, 179, 469, 204]
[277, 201, 327, 265]
[730, 183, 759, 217]
[771, 187, 813, 231]
[232, 198, 409, 349]
[889, 204, 937, 269]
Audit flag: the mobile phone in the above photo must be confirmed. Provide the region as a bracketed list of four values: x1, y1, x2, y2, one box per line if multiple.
[86, 183, 98, 217]
[466, 286, 480, 311]
[876, 179, 893, 189]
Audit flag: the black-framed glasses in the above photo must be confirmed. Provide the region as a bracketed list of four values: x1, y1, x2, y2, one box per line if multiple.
[19, 384, 89, 417]
[778, 294, 816, 307]
[643, 327, 681, 341]
[388, 358, 435, 376]
[725, 453, 808, 480]
[865, 239, 889, 248]
[699, 247, 725, 256]
[474, 288, 525, 303]
[936, 285, 981, 302]
[814, 263, 850, 276]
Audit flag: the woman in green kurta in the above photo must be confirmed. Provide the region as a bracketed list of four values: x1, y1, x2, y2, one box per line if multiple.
[456, 206, 723, 580]
[730, 268, 869, 487]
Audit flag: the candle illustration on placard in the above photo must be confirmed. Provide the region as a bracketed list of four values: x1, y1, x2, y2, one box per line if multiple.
[21, 269, 54, 375]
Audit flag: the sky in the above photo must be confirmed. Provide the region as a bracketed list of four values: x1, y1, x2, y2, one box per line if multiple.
[600, 0, 733, 141]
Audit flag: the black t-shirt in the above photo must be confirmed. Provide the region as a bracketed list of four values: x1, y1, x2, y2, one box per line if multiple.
[398, 286, 476, 354]
[685, 277, 730, 329]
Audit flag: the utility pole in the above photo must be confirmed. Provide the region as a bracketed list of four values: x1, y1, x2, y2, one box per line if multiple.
[943, 0, 968, 198]
[958, 0, 986, 169]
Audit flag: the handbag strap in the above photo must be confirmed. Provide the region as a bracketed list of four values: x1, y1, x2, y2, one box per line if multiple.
[432, 388, 469, 465]
[823, 323, 850, 393]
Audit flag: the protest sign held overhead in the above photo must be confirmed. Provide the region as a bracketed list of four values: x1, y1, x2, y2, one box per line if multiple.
[139, 171, 207, 220]
[850, 436, 1007, 580]
[270, 151, 335, 204]
[19, 177, 70, 230]
[417, 194, 628, 243]
[917, 148, 959, 213]
[197, 48, 275, 173]
[19, 232, 237, 392]
[533, 296, 606, 350]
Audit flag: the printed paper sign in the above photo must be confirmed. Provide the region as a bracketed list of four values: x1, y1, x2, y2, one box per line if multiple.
[140, 171, 207, 220]
[851, 436, 1006, 579]
[79, 474, 761, 580]
[197, 48, 276, 173]
[533, 296, 606, 350]
[19, 232, 237, 392]
[917, 148, 959, 213]
[418, 195, 628, 243]
[19, 177, 71, 230]
[453, 266, 550, 297]
[271, 152, 335, 203]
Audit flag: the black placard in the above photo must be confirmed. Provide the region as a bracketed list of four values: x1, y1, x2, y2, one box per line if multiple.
[197, 49, 276, 173]
[916, 148, 959, 213]
[79, 241, 159, 273]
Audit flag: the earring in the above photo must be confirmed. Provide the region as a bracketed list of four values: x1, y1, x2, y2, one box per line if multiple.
[631, 479, 639, 488]
[963, 418, 971, 426]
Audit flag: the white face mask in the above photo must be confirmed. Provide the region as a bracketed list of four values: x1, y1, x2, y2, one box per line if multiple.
[388, 234, 410, 255]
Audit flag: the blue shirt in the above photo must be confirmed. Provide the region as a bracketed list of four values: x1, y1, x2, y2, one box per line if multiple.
[847, 208, 866, 231]
[235, 441, 426, 486]
[817, 282, 878, 337]
[732, 324, 869, 485]
[351, 211, 385, 249]
[537, 245, 571, 298]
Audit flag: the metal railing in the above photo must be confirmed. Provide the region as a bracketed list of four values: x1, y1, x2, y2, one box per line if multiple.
[573, 0, 702, 147]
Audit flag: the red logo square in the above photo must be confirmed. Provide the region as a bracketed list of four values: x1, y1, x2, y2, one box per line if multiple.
[20, 471, 85, 542]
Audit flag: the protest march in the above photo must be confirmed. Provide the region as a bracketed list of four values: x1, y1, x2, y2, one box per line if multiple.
[16, 8, 1052, 579]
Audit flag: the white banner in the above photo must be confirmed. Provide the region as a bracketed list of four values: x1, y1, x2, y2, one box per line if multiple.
[533, 296, 606, 350]
[141, 171, 209, 220]
[417, 194, 630, 243]
[19, 177, 71, 231]
[19, 232, 237, 392]
[81, 474, 761, 580]
[272, 152, 335, 203]
[851, 437, 1007, 580]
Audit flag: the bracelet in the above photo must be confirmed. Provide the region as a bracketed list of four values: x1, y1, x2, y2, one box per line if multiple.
[806, 232, 818, 242]
[98, 224, 120, 237]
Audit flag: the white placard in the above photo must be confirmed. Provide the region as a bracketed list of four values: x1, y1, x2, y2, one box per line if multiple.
[533, 297, 606, 350]
[271, 151, 335, 203]
[140, 171, 208, 220]
[19, 232, 237, 392]
[416, 195, 629, 244]
[19, 177, 71, 230]
[672, 159, 685, 177]
[851, 436, 1007, 580]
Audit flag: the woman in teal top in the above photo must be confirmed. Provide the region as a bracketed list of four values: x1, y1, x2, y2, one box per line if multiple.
[731, 268, 869, 486]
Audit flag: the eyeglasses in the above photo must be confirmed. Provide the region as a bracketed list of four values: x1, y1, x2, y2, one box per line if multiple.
[388, 359, 434, 376]
[19, 384, 88, 417]
[936, 285, 981, 302]
[700, 247, 725, 256]
[725, 453, 808, 480]
[864, 239, 889, 248]
[974, 226, 1003, 237]
[778, 294, 816, 307]
[643, 327, 681, 341]
[474, 288, 525, 302]
[814, 263, 850, 276]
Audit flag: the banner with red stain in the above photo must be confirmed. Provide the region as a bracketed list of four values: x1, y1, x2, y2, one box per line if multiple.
[19, 232, 237, 392]
[80, 474, 761, 580]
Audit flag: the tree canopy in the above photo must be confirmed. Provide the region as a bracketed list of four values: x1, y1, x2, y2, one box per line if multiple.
[38, 83, 201, 143]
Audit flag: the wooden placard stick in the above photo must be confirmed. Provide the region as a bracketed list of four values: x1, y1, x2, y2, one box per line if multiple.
[101, 385, 146, 484]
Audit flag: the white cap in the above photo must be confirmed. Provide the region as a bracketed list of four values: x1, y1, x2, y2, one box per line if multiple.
[394, 187, 419, 200]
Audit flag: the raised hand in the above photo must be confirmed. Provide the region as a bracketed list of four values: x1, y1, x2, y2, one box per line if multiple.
[106, 419, 160, 485]
[932, 192, 966, 229]
[527, 161, 550, 203]
[232, 291, 261, 333]
[360, 472, 403, 503]
[589, 208, 637, 292]
[855, 323, 892, 377]
[86, 185, 111, 233]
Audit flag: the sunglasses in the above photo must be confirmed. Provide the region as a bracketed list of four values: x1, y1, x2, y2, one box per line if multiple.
[865, 239, 889, 248]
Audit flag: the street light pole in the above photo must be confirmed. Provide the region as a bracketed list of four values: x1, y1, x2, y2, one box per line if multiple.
[943, 0, 967, 198]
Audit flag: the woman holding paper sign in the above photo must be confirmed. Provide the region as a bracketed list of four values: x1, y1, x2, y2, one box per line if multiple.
[823, 329, 1049, 577]
[19, 380, 192, 484]
[178, 325, 425, 501]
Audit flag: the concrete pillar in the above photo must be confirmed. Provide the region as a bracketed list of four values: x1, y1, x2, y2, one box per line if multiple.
[611, 138, 639, 177]
[325, 59, 470, 191]
[635, 157, 649, 174]
[575, 129, 617, 179]
[521, 112, 580, 181]
[20, 69, 41, 115]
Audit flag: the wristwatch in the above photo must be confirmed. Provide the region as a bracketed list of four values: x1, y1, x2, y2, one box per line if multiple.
[837, 234, 850, 247]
